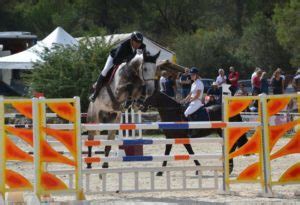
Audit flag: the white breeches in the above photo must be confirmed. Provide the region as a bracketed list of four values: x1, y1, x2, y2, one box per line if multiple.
[101, 55, 114, 77]
[184, 101, 202, 117]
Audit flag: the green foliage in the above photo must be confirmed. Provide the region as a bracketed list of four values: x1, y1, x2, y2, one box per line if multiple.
[273, 0, 300, 67]
[24, 38, 112, 111]
[1, 0, 297, 81]
[173, 28, 238, 78]
[235, 13, 290, 75]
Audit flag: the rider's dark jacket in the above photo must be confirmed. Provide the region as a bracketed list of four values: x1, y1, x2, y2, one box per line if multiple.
[110, 39, 146, 65]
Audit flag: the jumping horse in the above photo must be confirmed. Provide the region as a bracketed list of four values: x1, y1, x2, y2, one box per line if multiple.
[87, 51, 160, 169]
[141, 91, 248, 175]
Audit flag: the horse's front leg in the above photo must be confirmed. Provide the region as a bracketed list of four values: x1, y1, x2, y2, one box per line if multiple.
[87, 130, 96, 169]
[183, 144, 201, 175]
[102, 130, 116, 169]
[157, 144, 172, 176]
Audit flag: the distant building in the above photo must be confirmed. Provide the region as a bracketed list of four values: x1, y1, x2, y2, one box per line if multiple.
[0, 31, 37, 95]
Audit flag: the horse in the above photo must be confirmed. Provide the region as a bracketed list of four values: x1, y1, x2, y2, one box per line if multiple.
[141, 90, 248, 176]
[87, 51, 160, 169]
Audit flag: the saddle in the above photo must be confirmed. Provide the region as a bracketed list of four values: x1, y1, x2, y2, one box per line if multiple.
[189, 106, 210, 122]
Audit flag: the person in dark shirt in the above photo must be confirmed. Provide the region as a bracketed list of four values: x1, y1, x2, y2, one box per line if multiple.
[179, 68, 192, 98]
[271, 69, 284, 94]
[165, 74, 176, 98]
[89, 31, 146, 102]
[206, 82, 222, 104]
[260, 71, 269, 94]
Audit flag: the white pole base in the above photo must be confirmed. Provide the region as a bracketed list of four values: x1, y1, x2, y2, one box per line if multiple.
[5, 192, 24, 204]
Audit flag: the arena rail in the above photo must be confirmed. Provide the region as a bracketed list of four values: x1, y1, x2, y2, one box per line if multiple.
[0, 93, 299, 203]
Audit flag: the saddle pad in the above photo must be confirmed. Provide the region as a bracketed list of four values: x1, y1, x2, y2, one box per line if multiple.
[105, 65, 120, 85]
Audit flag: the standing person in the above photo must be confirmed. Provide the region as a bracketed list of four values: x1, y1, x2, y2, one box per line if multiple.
[260, 71, 269, 94]
[165, 74, 176, 99]
[159, 71, 168, 93]
[292, 68, 300, 92]
[228, 66, 239, 95]
[89, 31, 146, 102]
[183, 68, 204, 118]
[251, 67, 261, 90]
[252, 69, 262, 94]
[216, 68, 227, 87]
[271, 69, 285, 94]
[179, 68, 192, 99]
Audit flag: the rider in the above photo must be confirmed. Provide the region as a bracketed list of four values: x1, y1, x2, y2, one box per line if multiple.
[89, 31, 146, 102]
[183, 67, 204, 118]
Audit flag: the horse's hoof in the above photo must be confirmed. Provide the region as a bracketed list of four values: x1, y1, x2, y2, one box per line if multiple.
[102, 162, 108, 169]
[195, 171, 199, 175]
[156, 172, 163, 176]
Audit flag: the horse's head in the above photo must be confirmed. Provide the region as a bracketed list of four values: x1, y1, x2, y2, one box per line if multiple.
[141, 51, 160, 97]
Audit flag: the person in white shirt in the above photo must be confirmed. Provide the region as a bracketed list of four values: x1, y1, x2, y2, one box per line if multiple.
[183, 67, 204, 117]
[216, 68, 227, 87]
[251, 67, 261, 88]
[159, 70, 167, 92]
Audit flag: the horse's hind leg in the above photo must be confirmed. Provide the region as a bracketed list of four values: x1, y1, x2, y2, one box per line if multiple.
[183, 144, 201, 175]
[157, 144, 172, 176]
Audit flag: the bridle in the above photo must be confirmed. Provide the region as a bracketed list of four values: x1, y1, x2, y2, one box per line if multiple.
[140, 61, 157, 82]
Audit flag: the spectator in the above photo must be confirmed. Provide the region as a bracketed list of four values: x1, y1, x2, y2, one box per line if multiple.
[249, 89, 260, 112]
[260, 71, 269, 94]
[159, 71, 167, 93]
[228, 66, 239, 95]
[216, 68, 227, 87]
[179, 68, 192, 98]
[235, 83, 249, 96]
[252, 69, 262, 94]
[251, 67, 261, 89]
[207, 82, 221, 104]
[271, 69, 284, 94]
[292, 68, 300, 92]
[277, 68, 286, 85]
[165, 74, 176, 99]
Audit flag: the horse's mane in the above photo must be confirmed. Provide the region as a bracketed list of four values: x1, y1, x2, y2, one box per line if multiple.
[128, 54, 143, 70]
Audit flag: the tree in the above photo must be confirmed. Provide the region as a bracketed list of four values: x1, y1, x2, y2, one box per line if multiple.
[173, 27, 238, 78]
[273, 0, 300, 67]
[24, 38, 112, 111]
[235, 13, 290, 76]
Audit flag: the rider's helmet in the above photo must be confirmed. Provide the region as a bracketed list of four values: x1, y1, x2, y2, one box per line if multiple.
[131, 31, 143, 43]
[189, 67, 199, 74]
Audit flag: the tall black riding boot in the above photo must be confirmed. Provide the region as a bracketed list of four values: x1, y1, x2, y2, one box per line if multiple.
[89, 74, 105, 102]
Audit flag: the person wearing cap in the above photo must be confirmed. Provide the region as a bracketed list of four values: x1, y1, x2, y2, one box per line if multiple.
[206, 82, 221, 104]
[183, 67, 204, 118]
[89, 31, 146, 102]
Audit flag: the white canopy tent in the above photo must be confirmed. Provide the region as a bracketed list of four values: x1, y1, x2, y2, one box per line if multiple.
[77, 33, 176, 64]
[0, 27, 78, 70]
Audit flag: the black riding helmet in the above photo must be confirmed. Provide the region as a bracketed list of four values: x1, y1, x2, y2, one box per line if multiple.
[131, 31, 143, 43]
